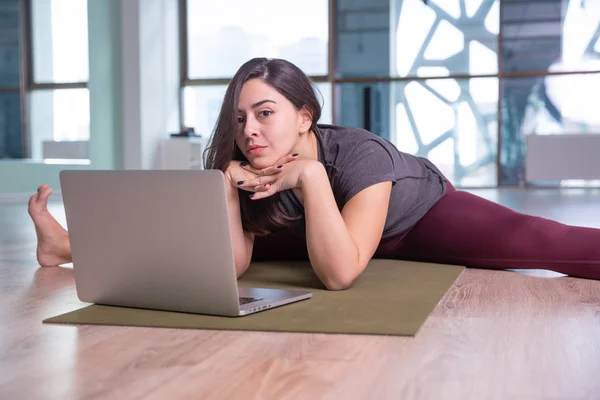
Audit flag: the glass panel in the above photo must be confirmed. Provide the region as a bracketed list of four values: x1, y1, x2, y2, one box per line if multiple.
[186, 0, 328, 79]
[315, 82, 333, 125]
[0, 91, 23, 158]
[500, 73, 600, 185]
[336, 82, 393, 140]
[338, 78, 499, 186]
[31, 0, 89, 83]
[29, 88, 90, 160]
[183, 85, 228, 139]
[0, 0, 21, 86]
[336, 0, 393, 78]
[337, 0, 499, 78]
[502, 0, 600, 73]
[183, 83, 333, 140]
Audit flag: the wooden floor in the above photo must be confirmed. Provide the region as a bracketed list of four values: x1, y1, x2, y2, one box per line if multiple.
[2, 188, 600, 399]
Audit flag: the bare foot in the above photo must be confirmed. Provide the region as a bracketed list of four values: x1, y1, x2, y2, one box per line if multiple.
[28, 184, 72, 267]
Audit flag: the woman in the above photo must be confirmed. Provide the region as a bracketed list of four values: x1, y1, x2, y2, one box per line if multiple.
[29, 57, 600, 290]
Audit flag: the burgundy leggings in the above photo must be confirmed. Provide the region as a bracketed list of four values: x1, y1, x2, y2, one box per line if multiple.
[252, 183, 600, 280]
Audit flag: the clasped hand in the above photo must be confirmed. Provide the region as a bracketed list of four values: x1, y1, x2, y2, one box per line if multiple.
[226, 154, 315, 200]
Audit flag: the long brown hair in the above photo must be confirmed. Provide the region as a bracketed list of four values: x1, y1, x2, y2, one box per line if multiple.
[203, 58, 323, 236]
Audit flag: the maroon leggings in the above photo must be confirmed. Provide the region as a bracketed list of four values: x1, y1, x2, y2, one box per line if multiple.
[253, 183, 600, 280]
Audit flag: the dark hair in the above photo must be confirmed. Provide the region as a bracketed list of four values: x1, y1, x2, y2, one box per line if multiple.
[203, 58, 323, 236]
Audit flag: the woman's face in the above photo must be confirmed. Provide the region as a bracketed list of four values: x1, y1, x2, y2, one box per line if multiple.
[235, 78, 311, 169]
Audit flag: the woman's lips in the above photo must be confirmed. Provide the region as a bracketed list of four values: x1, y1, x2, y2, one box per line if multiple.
[248, 146, 266, 155]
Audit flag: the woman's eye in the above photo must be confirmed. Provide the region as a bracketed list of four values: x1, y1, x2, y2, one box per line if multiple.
[237, 116, 245, 124]
[259, 110, 272, 117]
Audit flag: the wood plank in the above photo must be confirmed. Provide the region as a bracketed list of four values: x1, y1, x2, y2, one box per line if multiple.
[2, 189, 600, 399]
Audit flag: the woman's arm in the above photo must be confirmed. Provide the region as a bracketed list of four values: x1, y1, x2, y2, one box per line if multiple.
[299, 162, 392, 290]
[225, 183, 254, 278]
[226, 154, 300, 278]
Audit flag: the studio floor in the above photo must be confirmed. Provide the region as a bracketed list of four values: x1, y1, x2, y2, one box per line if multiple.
[1, 187, 600, 399]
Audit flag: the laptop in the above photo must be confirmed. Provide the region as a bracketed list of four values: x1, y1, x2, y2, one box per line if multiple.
[59, 169, 312, 317]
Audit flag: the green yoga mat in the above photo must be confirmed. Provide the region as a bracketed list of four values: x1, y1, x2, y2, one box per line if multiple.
[43, 259, 464, 336]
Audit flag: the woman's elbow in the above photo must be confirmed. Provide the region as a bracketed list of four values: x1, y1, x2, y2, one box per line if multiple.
[235, 258, 251, 279]
[322, 273, 356, 291]
[315, 259, 368, 290]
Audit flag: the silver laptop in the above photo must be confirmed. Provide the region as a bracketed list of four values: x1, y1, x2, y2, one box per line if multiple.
[59, 169, 312, 317]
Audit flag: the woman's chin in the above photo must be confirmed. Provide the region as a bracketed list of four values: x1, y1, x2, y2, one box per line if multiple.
[250, 157, 277, 170]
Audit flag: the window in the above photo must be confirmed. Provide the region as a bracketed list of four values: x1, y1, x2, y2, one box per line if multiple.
[182, 83, 332, 136]
[0, 92, 22, 158]
[0, 0, 22, 158]
[334, 0, 499, 186]
[337, 78, 498, 186]
[182, 0, 330, 138]
[334, 0, 600, 187]
[500, 0, 600, 185]
[336, 0, 499, 79]
[31, 0, 88, 83]
[391, 0, 499, 185]
[29, 88, 89, 159]
[186, 0, 328, 79]
[502, 0, 600, 73]
[181, 0, 600, 188]
[29, 0, 89, 160]
[0, 0, 90, 161]
[501, 72, 600, 185]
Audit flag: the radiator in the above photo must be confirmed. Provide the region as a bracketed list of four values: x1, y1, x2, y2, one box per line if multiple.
[525, 134, 600, 181]
[42, 140, 89, 160]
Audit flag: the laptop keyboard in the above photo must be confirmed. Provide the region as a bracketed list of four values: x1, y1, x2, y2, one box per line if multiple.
[239, 296, 263, 305]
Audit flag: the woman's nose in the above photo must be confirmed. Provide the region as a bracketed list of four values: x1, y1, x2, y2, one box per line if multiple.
[243, 116, 260, 137]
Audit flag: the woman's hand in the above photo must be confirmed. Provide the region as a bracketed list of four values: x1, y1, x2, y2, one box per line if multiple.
[224, 153, 299, 192]
[238, 158, 322, 200]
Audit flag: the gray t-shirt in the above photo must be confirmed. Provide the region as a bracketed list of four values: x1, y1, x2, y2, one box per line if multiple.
[277, 124, 448, 240]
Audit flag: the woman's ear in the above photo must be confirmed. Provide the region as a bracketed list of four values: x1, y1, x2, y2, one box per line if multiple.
[298, 105, 313, 133]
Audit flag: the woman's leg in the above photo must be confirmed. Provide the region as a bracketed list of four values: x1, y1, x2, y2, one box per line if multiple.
[28, 184, 72, 267]
[375, 184, 600, 280]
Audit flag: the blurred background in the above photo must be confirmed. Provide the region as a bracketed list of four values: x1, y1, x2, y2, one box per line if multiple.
[1, 0, 599, 194]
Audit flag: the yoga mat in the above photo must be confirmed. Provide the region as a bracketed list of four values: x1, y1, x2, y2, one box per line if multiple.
[43, 259, 464, 336]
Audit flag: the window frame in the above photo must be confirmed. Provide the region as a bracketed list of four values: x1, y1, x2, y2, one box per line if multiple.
[180, 0, 600, 188]
[177, 0, 337, 129]
[15, 0, 89, 158]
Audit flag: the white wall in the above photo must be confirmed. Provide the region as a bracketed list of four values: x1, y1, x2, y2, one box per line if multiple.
[121, 0, 181, 170]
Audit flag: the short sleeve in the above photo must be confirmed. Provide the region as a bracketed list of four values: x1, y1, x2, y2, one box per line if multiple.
[331, 139, 396, 208]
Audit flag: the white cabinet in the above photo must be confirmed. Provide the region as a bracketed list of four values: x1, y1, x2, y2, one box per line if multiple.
[161, 136, 209, 170]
